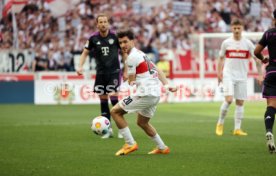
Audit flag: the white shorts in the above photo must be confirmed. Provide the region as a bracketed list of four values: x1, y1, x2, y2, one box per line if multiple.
[222, 79, 247, 100]
[118, 96, 160, 118]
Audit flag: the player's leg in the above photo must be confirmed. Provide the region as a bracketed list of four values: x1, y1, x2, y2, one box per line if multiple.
[216, 79, 233, 136]
[98, 94, 110, 120]
[263, 71, 276, 153]
[94, 74, 113, 138]
[94, 74, 111, 120]
[109, 94, 123, 138]
[107, 73, 123, 138]
[233, 81, 247, 136]
[136, 113, 170, 154]
[265, 98, 276, 134]
[98, 94, 114, 138]
[135, 96, 169, 154]
[265, 98, 276, 153]
[111, 96, 139, 156]
[233, 99, 247, 135]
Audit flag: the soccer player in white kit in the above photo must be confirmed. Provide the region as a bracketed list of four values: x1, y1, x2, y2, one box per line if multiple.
[111, 29, 177, 156]
[215, 19, 263, 136]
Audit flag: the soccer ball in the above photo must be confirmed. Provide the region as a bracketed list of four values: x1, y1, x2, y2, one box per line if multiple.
[91, 116, 110, 135]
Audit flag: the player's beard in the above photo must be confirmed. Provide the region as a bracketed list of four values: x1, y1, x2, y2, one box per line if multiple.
[122, 48, 129, 54]
[100, 26, 108, 33]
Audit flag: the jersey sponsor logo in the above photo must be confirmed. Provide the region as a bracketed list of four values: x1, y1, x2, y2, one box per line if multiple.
[225, 50, 249, 59]
[108, 39, 114, 44]
[101, 47, 109, 56]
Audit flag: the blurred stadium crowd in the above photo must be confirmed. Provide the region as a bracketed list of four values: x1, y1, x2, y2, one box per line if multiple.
[0, 0, 274, 71]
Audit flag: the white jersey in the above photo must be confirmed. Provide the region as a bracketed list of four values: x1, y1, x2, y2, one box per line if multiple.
[127, 47, 160, 96]
[219, 37, 255, 81]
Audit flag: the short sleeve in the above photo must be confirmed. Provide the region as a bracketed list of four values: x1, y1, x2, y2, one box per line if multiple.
[126, 57, 137, 75]
[84, 40, 89, 49]
[247, 39, 255, 57]
[84, 38, 93, 50]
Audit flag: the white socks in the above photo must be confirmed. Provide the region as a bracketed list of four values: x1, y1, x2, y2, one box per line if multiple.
[234, 105, 244, 130]
[150, 134, 166, 150]
[119, 127, 166, 149]
[218, 101, 230, 124]
[119, 127, 135, 145]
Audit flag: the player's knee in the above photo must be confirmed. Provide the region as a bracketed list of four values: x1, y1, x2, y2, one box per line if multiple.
[137, 120, 146, 129]
[110, 105, 124, 118]
[110, 106, 119, 117]
[225, 100, 232, 105]
[224, 97, 233, 104]
[236, 100, 244, 106]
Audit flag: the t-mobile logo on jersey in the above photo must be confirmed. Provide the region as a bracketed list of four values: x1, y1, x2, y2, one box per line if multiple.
[101, 47, 109, 56]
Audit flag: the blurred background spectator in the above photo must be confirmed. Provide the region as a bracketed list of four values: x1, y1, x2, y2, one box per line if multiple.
[0, 0, 275, 72]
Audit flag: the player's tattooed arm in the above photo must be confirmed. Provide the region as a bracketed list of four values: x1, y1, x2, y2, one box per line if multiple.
[128, 74, 136, 86]
[155, 66, 177, 92]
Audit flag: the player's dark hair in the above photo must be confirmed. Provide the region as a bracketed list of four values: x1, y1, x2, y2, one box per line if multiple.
[117, 28, 135, 40]
[231, 19, 243, 26]
[273, 9, 276, 19]
[96, 14, 109, 23]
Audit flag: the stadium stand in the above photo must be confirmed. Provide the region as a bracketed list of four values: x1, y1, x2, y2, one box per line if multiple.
[0, 0, 274, 73]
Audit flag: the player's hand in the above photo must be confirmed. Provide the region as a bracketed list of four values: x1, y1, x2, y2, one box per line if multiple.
[76, 67, 83, 75]
[262, 58, 269, 64]
[164, 84, 178, 92]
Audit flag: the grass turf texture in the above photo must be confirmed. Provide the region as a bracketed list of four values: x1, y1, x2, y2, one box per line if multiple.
[0, 102, 276, 176]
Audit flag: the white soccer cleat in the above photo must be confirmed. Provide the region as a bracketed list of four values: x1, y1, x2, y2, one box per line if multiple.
[266, 132, 276, 153]
[101, 128, 113, 139]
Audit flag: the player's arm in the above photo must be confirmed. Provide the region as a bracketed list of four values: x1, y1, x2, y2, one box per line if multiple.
[76, 48, 90, 75]
[217, 56, 224, 84]
[32, 59, 36, 72]
[254, 44, 268, 63]
[128, 74, 136, 85]
[217, 41, 226, 84]
[126, 57, 136, 85]
[254, 32, 269, 64]
[252, 53, 264, 86]
[248, 41, 264, 85]
[154, 64, 177, 92]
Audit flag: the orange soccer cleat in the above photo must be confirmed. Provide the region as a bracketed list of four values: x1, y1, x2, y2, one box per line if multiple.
[115, 142, 138, 156]
[148, 146, 170, 155]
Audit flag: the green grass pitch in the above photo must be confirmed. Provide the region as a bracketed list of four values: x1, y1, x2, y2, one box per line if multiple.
[1, 101, 276, 176]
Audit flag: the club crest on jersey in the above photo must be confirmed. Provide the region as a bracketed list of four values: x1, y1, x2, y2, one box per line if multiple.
[108, 39, 114, 44]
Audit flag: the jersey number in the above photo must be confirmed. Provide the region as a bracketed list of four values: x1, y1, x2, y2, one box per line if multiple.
[143, 55, 156, 74]
[123, 96, 133, 105]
